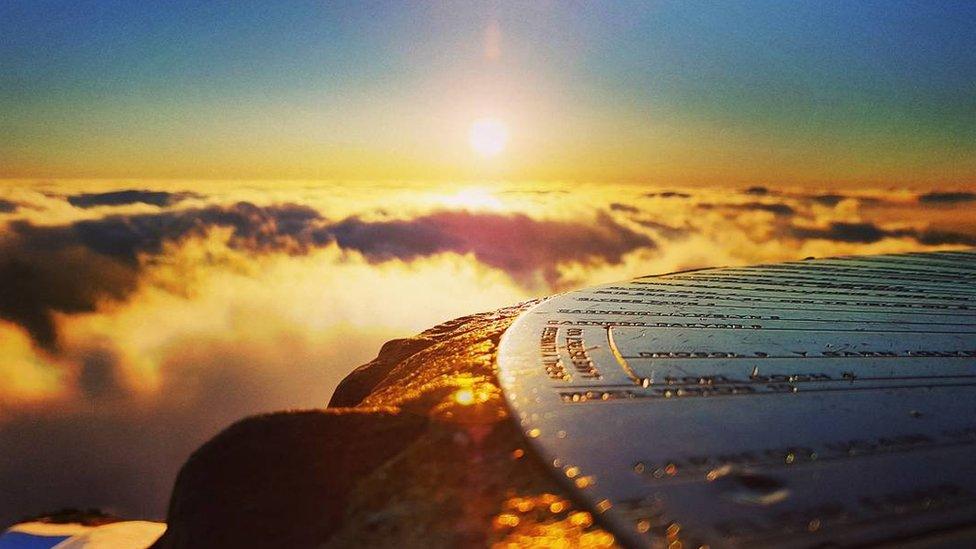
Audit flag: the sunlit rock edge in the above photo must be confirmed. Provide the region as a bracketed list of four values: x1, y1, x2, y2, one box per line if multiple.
[142, 300, 616, 548]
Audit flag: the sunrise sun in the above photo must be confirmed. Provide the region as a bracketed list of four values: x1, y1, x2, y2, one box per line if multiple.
[468, 117, 508, 158]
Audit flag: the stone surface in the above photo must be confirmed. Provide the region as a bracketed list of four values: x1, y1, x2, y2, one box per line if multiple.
[155, 301, 614, 548]
[152, 409, 427, 548]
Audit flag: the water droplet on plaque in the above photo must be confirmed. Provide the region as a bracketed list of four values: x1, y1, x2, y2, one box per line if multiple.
[705, 464, 734, 482]
[575, 475, 595, 488]
[709, 468, 790, 506]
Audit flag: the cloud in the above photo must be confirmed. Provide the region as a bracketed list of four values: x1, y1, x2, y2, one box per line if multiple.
[66, 202, 324, 260]
[744, 186, 770, 196]
[608, 203, 639, 213]
[791, 221, 976, 246]
[810, 194, 844, 206]
[633, 219, 690, 240]
[790, 222, 889, 243]
[0, 203, 325, 349]
[0, 229, 141, 349]
[1, 204, 654, 349]
[697, 201, 795, 216]
[915, 230, 976, 246]
[67, 190, 204, 209]
[917, 191, 976, 204]
[740, 202, 794, 216]
[0, 325, 391, 527]
[645, 191, 690, 199]
[0, 199, 18, 213]
[324, 210, 654, 286]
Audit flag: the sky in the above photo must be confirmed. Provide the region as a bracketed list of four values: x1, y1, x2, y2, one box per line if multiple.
[2, 0, 975, 186]
[1, 0, 976, 530]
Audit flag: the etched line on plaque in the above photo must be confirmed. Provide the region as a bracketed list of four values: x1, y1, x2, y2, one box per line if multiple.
[557, 308, 976, 326]
[564, 328, 602, 380]
[632, 280, 974, 302]
[607, 327, 643, 386]
[634, 427, 976, 483]
[664, 274, 976, 295]
[575, 295, 975, 313]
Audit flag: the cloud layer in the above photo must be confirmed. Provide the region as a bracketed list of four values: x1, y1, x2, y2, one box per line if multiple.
[918, 191, 976, 204]
[1, 202, 652, 351]
[791, 221, 976, 245]
[0, 181, 973, 525]
[327, 210, 652, 285]
[66, 190, 203, 209]
[1, 203, 324, 350]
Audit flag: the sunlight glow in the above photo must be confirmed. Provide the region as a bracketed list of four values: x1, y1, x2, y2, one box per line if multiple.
[453, 388, 475, 406]
[438, 187, 504, 210]
[469, 118, 509, 158]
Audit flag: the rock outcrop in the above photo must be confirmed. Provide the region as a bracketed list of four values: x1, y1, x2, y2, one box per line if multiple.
[152, 301, 616, 548]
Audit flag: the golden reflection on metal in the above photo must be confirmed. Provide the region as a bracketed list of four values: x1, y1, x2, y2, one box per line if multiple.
[665, 522, 684, 549]
[491, 492, 617, 548]
[569, 511, 594, 528]
[429, 376, 508, 425]
[495, 513, 521, 528]
[574, 475, 595, 489]
[454, 387, 476, 406]
[515, 499, 536, 513]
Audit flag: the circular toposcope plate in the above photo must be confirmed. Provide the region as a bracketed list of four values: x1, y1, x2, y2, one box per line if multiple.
[498, 250, 976, 548]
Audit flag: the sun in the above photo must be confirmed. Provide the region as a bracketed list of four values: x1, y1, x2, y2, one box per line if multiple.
[469, 117, 508, 158]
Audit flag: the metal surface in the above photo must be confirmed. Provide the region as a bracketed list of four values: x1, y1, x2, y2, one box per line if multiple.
[497, 250, 976, 548]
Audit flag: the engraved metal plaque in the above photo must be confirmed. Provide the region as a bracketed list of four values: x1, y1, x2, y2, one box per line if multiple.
[498, 250, 976, 547]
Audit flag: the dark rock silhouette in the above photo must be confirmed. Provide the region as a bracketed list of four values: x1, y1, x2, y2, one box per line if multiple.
[153, 410, 425, 548]
[152, 301, 612, 548]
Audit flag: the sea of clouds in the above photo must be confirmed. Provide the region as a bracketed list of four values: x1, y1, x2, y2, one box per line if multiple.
[0, 179, 973, 525]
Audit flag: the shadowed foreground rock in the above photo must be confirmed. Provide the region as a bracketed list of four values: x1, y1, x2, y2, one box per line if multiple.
[152, 302, 616, 548]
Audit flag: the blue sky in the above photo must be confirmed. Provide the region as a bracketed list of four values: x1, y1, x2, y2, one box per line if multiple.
[2, 1, 974, 184]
